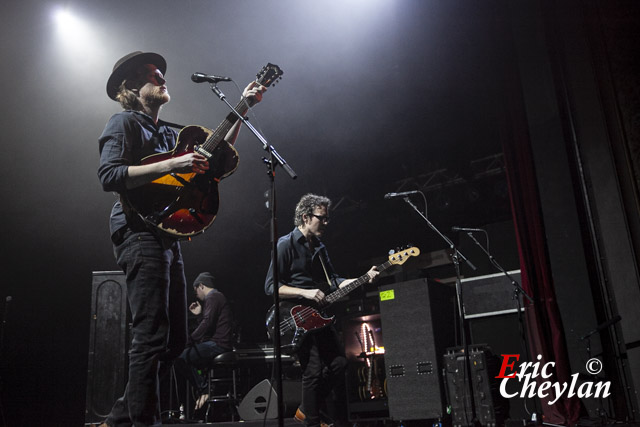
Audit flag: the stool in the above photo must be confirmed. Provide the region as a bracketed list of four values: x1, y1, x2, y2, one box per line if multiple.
[203, 351, 239, 422]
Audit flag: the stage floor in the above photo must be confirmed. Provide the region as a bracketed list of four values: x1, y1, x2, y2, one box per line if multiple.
[87, 418, 640, 427]
[161, 421, 302, 427]
[88, 420, 305, 427]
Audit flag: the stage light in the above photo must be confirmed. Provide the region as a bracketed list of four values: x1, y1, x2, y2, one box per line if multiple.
[53, 8, 73, 26]
[52, 7, 94, 51]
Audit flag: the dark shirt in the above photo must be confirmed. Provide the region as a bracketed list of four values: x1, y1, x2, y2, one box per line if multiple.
[191, 290, 234, 350]
[264, 227, 344, 296]
[97, 110, 178, 239]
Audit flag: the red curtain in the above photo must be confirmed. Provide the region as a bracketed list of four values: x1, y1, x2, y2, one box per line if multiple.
[500, 64, 584, 424]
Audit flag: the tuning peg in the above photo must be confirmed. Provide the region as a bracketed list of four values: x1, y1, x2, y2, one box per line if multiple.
[388, 249, 395, 255]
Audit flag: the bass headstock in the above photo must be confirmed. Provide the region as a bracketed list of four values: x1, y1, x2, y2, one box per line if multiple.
[388, 246, 420, 266]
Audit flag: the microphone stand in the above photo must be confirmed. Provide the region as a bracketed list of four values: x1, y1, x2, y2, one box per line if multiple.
[400, 197, 479, 426]
[463, 231, 533, 338]
[208, 84, 296, 179]
[208, 83, 296, 427]
[462, 231, 538, 417]
[462, 232, 533, 305]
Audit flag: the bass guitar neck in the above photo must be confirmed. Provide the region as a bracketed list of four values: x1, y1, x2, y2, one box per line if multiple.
[265, 246, 420, 353]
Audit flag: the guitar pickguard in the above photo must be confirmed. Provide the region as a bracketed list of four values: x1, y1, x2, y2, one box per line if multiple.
[289, 304, 334, 332]
[265, 301, 335, 354]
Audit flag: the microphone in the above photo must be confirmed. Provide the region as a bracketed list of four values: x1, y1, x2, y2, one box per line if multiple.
[191, 72, 232, 83]
[384, 190, 420, 199]
[451, 226, 485, 233]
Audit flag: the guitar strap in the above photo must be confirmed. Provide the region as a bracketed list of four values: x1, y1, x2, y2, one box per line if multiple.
[318, 253, 332, 286]
[317, 247, 339, 290]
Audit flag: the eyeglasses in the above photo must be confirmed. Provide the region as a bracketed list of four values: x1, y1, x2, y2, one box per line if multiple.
[311, 214, 331, 224]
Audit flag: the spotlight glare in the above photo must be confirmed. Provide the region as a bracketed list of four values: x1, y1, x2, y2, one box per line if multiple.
[54, 8, 74, 27]
[52, 7, 94, 53]
[54, 8, 85, 37]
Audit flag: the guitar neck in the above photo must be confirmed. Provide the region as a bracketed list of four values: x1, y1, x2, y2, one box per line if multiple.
[201, 90, 256, 153]
[323, 260, 393, 305]
[193, 63, 281, 156]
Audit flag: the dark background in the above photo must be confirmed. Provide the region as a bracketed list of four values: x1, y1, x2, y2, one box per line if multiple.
[0, 0, 609, 425]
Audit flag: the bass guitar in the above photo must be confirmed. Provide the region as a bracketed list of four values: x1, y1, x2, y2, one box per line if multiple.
[124, 63, 283, 239]
[265, 246, 420, 354]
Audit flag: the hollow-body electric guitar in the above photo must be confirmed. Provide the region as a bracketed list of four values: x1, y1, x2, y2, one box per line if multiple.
[265, 247, 420, 354]
[124, 63, 283, 239]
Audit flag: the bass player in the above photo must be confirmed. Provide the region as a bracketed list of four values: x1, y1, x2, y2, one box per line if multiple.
[264, 193, 379, 427]
[97, 51, 265, 427]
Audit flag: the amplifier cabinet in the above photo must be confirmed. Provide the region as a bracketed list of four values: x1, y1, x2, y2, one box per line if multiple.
[85, 271, 130, 423]
[378, 278, 455, 421]
[443, 346, 509, 427]
[461, 270, 522, 318]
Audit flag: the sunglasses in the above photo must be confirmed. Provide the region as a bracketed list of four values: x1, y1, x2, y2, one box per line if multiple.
[310, 214, 330, 224]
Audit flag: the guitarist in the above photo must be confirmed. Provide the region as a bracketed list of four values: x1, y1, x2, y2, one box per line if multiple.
[97, 51, 265, 427]
[264, 193, 379, 427]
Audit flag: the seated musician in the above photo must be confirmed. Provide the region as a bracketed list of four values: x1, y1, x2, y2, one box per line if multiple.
[265, 193, 379, 427]
[173, 272, 235, 410]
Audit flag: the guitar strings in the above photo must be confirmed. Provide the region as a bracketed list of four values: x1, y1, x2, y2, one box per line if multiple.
[278, 305, 324, 332]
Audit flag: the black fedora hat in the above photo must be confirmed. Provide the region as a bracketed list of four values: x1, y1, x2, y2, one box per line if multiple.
[106, 51, 166, 100]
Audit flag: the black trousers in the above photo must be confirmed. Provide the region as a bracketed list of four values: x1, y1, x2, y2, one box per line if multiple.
[106, 230, 188, 427]
[173, 341, 229, 394]
[296, 326, 347, 427]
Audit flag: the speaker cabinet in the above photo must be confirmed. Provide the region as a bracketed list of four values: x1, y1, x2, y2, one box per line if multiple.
[461, 270, 522, 317]
[85, 271, 130, 423]
[237, 379, 301, 421]
[378, 278, 455, 420]
[443, 346, 509, 427]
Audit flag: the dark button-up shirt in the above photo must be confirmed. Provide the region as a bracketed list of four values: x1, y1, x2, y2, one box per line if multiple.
[191, 289, 234, 350]
[265, 227, 345, 296]
[97, 110, 178, 239]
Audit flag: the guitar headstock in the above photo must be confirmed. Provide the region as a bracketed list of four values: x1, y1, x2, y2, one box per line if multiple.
[256, 63, 283, 87]
[388, 246, 420, 266]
